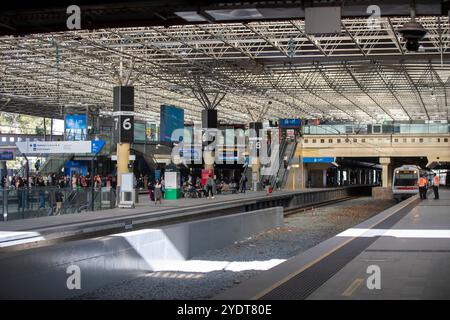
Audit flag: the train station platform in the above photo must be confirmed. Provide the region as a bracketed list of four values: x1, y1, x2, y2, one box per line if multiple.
[216, 188, 450, 300]
[0, 186, 370, 250]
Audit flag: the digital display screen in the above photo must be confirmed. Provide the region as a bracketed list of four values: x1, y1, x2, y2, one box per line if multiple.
[160, 105, 184, 142]
[65, 114, 87, 129]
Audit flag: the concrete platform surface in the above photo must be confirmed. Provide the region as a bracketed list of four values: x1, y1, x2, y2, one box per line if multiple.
[309, 188, 450, 300]
[217, 188, 450, 300]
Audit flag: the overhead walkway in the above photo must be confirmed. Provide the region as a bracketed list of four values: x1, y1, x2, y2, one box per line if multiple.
[216, 188, 450, 300]
[0, 185, 373, 251]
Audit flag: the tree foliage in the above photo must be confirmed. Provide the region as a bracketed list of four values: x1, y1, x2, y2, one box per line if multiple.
[0, 112, 48, 134]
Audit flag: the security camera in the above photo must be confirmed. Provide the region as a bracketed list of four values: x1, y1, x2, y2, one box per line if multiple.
[398, 20, 427, 52]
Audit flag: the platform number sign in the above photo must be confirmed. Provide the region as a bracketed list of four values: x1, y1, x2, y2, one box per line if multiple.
[113, 86, 134, 143]
[114, 114, 134, 143]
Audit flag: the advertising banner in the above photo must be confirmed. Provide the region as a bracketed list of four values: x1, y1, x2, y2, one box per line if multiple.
[65, 114, 87, 129]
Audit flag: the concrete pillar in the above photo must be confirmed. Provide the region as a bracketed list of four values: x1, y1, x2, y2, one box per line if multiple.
[249, 122, 262, 191]
[251, 159, 260, 191]
[116, 143, 130, 186]
[300, 161, 306, 189]
[380, 157, 391, 188]
[113, 86, 134, 188]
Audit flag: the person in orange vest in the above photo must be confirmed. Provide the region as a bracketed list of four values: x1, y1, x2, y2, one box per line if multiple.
[418, 175, 427, 199]
[433, 173, 440, 200]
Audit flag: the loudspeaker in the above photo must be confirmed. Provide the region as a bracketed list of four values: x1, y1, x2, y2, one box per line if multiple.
[202, 109, 218, 128]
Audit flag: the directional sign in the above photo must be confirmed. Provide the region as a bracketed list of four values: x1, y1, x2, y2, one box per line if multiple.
[302, 157, 335, 163]
[16, 140, 105, 154]
[279, 118, 301, 128]
[91, 140, 106, 154]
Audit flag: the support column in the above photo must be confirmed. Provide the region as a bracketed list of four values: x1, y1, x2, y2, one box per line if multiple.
[380, 157, 391, 188]
[373, 157, 393, 199]
[113, 86, 134, 188]
[116, 143, 130, 186]
[202, 109, 217, 178]
[300, 160, 306, 189]
[249, 121, 262, 191]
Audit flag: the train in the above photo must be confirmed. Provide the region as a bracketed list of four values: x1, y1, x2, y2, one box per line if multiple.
[392, 165, 434, 202]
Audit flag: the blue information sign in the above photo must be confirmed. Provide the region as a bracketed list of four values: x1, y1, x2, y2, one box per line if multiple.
[279, 118, 301, 128]
[302, 157, 335, 163]
[91, 140, 105, 154]
[0, 150, 14, 160]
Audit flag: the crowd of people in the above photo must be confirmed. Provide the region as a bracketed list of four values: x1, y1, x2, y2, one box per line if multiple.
[1, 173, 117, 190]
[179, 173, 250, 200]
[1, 170, 280, 212]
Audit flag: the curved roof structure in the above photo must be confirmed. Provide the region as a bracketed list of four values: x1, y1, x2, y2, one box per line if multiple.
[0, 15, 449, 122]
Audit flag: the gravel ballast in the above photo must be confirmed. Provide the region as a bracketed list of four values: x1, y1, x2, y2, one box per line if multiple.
[75, 197, 396, 300]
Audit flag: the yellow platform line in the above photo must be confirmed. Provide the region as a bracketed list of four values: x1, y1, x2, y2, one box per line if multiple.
[251, 197, 417, 300]
[342, 278, 364, 297]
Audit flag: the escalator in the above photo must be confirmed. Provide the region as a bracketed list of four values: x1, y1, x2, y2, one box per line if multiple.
[277, 139, 298, 189]
[263, 138, 297, 190]
[39, 154, 73, 176]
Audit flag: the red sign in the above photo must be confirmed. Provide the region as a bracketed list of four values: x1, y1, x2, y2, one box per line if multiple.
[201, 169, 214, 186]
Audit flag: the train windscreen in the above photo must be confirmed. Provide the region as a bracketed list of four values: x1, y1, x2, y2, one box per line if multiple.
[394, 171, 418, 186]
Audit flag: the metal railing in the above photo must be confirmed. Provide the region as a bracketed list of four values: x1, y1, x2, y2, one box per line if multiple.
[0, 186, 116, 222]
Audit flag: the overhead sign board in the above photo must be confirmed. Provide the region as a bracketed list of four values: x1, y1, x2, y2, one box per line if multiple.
[302, 157, 335, 163]
[16, 140, 105, 154]
[0, 149, 15, 160]
[279, 118, 301, 128]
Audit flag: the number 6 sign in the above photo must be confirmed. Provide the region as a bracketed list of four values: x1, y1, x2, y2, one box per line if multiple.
[113, 86, 134, 143]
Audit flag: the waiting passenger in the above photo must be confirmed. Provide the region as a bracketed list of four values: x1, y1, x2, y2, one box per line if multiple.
[154, 180, 163, 205]
[54, 187, 63, 216]
[205, 174, 215, 199]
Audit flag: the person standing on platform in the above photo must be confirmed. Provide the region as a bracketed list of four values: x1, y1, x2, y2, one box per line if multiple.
[239, 174, 247, 193]
[160, 178, 165, 198]
[433, 173, 440, 200]
[206, 174, 215, 199]
[418, 175, 427, 199]
[54, 187, 63, 216]
[154, 179, 162, 205]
